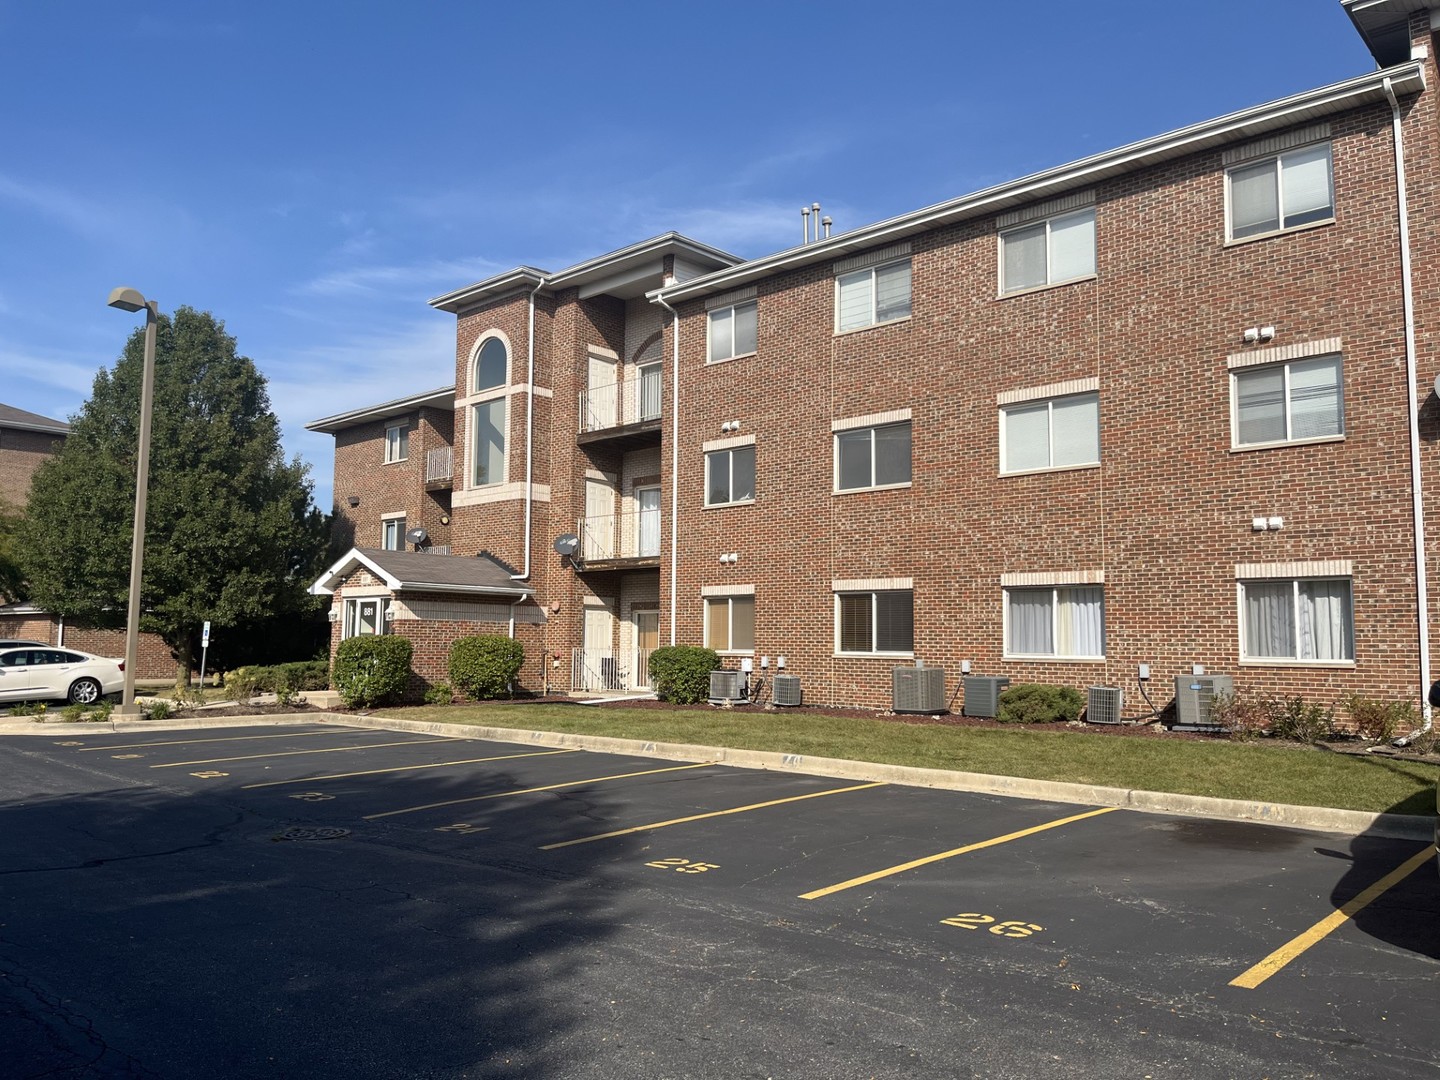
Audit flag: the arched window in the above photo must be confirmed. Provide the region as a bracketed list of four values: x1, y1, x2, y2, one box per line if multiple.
[474, 337, 508, 392]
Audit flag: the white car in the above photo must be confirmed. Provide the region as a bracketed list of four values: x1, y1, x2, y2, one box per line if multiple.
[0, 646, 125, 705]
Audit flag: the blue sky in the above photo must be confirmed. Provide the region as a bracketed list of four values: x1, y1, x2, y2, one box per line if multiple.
[0, 1, 1377, 513]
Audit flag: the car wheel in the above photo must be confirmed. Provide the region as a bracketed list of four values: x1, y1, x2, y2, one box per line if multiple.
[68, 678, 102, 705]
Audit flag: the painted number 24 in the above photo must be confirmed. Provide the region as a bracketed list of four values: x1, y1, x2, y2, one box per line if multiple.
[942, 913, 1043, 938]
[645, 857, 719, 874]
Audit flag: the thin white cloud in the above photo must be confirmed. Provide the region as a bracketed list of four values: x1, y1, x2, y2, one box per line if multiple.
[0, 174, 125, 244]
[295, 257, 507, 299]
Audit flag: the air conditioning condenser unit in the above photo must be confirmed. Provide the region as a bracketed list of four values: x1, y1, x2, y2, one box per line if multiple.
[709, 669, 745, 704]
[962, 676, 1010, 718]
[893, 666, 946, 714]
[772, 674, 802, 707]
[1172, 674, 1233, 730]
[1086, 685, 1124, 725]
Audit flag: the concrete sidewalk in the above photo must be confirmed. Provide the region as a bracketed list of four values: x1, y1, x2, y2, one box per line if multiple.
[1, 710, 1433, 843]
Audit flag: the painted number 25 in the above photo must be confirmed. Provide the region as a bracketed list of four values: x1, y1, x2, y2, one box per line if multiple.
[941, 913, 1043, 938]
[645, 857, 719, 874]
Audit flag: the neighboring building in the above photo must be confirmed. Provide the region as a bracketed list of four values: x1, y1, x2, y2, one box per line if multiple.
[0, 403, 67, 509]
[312, 0, 1440, 713]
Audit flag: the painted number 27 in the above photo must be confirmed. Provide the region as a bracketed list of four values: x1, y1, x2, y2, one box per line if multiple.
[941, 913, 1043, 938]
[645, 857, 719, 874]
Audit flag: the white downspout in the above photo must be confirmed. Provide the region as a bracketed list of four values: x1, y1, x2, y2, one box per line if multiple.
[655, 294, 680, 646]
[512, 278, 544, 583]
[508, 596, 524, 639]
[1384, 76, 1433, 745]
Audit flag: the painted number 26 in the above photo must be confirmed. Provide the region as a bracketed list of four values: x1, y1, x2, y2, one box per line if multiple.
[942, 913, 1043, 938]
[645, 857, 719, 874]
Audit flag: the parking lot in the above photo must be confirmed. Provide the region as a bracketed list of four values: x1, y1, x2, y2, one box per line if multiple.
[3, 720, 1437, 1078]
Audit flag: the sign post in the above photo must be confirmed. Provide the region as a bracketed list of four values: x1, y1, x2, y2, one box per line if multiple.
[199, 621, 212, 690]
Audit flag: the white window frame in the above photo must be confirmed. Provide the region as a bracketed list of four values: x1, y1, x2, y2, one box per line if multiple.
[1238, 577, 1354, 664]
[342, 597, 389, 639]
[999, 391, 1100, 474]
[470, 396, 507, 488]
[998, 207, 1096, 295]
[834, 589, 914, 657]
[707, 300, 757, 364]
[1226, 142, 1334, 241]
[704, 445, 756, 507]
[833, 421, 912, 493]
[380, 514, 406, 551]
[1230, 354, 1344, 450]
[1002, 586, 1106, 660]
[383, 422, 409, 464]
[835, 258, 912, 333]
[471, 333, 509, 395]
[704, 595, 755, 654]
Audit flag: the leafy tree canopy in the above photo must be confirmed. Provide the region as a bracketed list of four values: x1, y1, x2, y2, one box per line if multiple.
[0, 499, 25, 604]
[19, 307, 330, 674]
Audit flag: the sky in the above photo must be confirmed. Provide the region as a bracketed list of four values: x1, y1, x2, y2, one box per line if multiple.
[0, 0, 1380, 514]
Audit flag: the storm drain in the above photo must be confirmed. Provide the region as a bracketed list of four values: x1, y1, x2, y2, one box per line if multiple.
[272, 826, 351, 842]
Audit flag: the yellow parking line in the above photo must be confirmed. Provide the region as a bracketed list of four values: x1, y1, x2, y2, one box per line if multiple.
[80, 730, 343, 752]
[363, 763, 711, 820]
[799, 806, 1121, 900]
[540, 781, 886, 850]
[1230, 843, 1436, 990]
[240, 749, 577, 789]
[149, 738, 457, 768]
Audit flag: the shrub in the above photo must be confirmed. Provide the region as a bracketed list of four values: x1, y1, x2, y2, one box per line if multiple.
[648, 646, 721, 705]
[89, 700, 114, 723]
[9, 701, 46, 718]
[995, 683, 1084, 724]
[275, 660, 330, 691]
[60, 703, 86, 723]
[1341, 694, 1416, 742]
[145, 699, 173, 722]
[1209, 691, 1272, 742]
[449, 636, 525, 701]
[1270, 696, 1335, 743]
[332, 636, 414, 709]
[423, 683, 454, 706]
[273, 672, 301, 708]
[225, 667, 263, 703]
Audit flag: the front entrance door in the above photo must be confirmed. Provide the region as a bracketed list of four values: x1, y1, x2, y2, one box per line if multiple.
[633, 610, 659, 689]
[586, 352, 617, 430]
[581, 601, 615, 691]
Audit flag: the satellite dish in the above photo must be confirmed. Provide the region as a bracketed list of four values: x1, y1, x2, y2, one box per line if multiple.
[406, 527, 429, 545]
[553, 533, 579, 556]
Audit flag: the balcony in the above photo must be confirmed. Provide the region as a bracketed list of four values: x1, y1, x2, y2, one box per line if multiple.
[578, 366, 662, 448]
[571, 647, 654, 693]
[574, 509, 661, 571]
[425, 446, 453, 490]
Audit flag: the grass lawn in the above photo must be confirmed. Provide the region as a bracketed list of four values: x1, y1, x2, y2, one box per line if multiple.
[369, 702, 1440, 817]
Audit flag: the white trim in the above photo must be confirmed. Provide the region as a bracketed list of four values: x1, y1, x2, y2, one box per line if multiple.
[997, 377, 1100, 407]
[833, 577, 913, 592]
[586, 344, 619, 361]
[832, 408, 912, 432]
[452, 481, 551, 508]
[704, 285, 757, 311]
[469, 329, 513, 395]
[701, 583, 756, 597]
[1226, 337, 1342, 370]
[1000, 570, 1105, 586]
[701, 433, 756, 453]
[1235, 560, 1353, 579]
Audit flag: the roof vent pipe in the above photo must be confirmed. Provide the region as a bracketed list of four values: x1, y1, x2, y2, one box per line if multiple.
[822, 215, 832, 239]
[801, 206, 810, 244]
[812, 202, 821, 243]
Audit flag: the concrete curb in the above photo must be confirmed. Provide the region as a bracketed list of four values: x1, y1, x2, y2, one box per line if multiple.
[3, 712, 1432, 841]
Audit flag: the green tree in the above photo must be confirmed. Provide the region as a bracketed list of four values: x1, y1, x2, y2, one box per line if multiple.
[19, 307, 330, 681]
[0, 498, 26, 603]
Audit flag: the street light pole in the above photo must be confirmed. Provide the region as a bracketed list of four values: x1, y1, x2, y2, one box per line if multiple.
[107, 287, 158, 718]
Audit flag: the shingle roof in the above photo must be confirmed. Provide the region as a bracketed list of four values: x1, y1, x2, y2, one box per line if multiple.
[0, 404, 68, 435]
[311, 547, 534, 597]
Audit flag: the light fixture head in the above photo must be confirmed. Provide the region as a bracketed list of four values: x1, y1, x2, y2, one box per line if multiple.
[107, 286, 148, 313]
[347, 496, 360, 508]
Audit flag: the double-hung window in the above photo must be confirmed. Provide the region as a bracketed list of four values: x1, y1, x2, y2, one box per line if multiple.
[1004, 585, 1105, 659]
[836, 589, 914, 656]
[1228, 143, 1333, 240]
[1232, 354, 1343, 448]
[384, 423, 409, 463]
[1000, 208, 1096, 294]
[836, 259, 911, 331]
[704, 594, 755, 653]
[1000, 390, 1099, 473]
[1241, 577, 1352, 662]
[835, 418, 911, 492]
[708, 300, 757, 363]
[381, 516, 405, 551]
[705, 444, 755, 506]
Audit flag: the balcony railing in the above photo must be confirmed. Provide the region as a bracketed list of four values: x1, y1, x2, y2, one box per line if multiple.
[577, 509, 661, 563]
[418, 544, 451, 556]
[571, 647, 654, 693]
[579, 366, 663, 434]
[425, 446, 453, 484]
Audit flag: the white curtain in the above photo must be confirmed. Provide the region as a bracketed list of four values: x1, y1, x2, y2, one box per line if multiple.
[1281, 145, 1333, 223]
[1049, 209, 1095, 283]
[1244, 581, 1295, 658]
[1004, 402, 1050, 472]
[1298, 580, 1352, 661]
[1057, 587, 1104, 657]
[1007, 589, 1053, 654]
[1003, 223, 1046, 292]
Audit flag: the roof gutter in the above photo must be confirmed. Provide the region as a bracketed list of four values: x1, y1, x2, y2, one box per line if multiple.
[1382, 74, 1432, 746]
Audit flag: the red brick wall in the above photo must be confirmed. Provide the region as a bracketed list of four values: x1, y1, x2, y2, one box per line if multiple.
[0, 613, 172, 678]
[0, 428, 64, 509]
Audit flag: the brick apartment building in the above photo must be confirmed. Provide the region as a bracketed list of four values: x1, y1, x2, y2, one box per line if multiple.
[0, 403, 67, 512]
[311, 0, 1440, 715]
